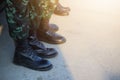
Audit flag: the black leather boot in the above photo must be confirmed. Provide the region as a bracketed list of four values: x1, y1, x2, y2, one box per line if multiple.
[28, 34, 58, 58]
[49, 24, 59, 32]
[54, 3, 70, 16]
[13, 39, 53, 71]
[37, 18, 66, 44]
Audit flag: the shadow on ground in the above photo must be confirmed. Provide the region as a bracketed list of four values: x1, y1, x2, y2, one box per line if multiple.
[0, 11, 74, 80]
[105, 71, 120, 80]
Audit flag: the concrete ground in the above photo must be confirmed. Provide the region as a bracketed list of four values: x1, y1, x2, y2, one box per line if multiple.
[1, 0, 120, 80]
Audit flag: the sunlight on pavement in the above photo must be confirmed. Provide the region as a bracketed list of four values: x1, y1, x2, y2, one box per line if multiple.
[54, 0, 120, 80]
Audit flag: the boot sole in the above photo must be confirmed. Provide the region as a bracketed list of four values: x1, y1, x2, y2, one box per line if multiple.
[38, 52, 58, 59]
[39, 38, 66, 44]
[54, 12, 69, 16]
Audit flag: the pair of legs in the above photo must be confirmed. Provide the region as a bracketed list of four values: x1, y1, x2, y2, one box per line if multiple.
[6, 0, 58, 71]
[6, 0, 70, 71]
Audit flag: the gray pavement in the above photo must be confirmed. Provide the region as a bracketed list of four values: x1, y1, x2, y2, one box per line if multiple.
[1, 0, 120, 80]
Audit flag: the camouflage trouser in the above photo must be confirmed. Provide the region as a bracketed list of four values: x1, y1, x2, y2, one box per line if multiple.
[6, 0, 58, 40]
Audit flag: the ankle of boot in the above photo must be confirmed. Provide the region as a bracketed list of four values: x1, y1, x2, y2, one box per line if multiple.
[14, 39, 28, 47]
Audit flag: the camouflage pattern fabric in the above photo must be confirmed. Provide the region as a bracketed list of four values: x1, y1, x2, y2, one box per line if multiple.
[6, 0, 57, 40]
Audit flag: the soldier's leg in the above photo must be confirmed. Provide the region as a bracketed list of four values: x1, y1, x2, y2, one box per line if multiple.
[6, 0, 30, 40]
[36, 0, 66, 44]
[5, 0, 52, 71]
[28, 0, 58, 58]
